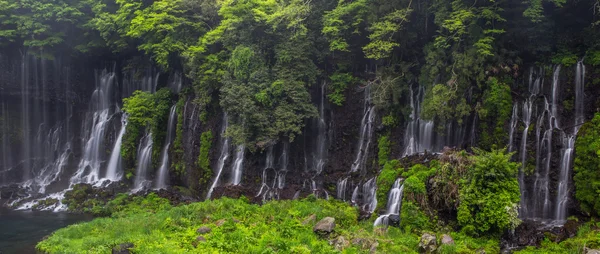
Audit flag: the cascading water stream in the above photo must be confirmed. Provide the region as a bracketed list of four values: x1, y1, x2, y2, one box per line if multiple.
[337, 177, 349, 201]
[155, 105, 177, 189]
[374, 179, 404, 227]
[351, 85, 375, 173]
[207, 114, 231, 199]
[256, 143, 289, 202]
[508, 104, 519, 153]
[362, 177, 378, 214]
[133, 131, 153, 191]
[257, 147, 275, 201]
[314, 82, 328, 175]
[231, 145, 245, 185]
[554, 60, 585, 222]
[403, 85, 434, 157]
[71, 70, 116, 185]
[105, 113, 127, 182]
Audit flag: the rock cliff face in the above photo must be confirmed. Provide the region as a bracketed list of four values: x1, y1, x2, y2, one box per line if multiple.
[0, 48, 598, 230]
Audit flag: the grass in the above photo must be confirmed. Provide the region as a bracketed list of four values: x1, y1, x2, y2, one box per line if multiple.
[36, 195, 505, 254]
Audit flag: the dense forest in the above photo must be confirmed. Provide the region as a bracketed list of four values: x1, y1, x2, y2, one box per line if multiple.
[1, 0, 600, 253]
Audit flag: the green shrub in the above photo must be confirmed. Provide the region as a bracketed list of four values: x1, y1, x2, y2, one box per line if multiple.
[457, 148, 521, 235]
[122, 89, 173, 170]
[376, 160, 403, 210]
[377, 135, 391, 167]
[400, 201, 432, 233]
[573, 113, 600, 216]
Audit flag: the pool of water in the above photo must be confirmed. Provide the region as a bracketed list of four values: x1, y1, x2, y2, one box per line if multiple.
[0, 208, 92, 253]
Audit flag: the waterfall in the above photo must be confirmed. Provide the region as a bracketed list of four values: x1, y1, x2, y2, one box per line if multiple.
[351, 85, 375, 173]
[169, 72, 183, 94]
[362, 177, 378, 213]
[520, 65, 567, 222]
[555, 135, 575, 222]
[349, 177, 378, 213]
[553, 60, 585, 222]
[105, 114, 127, 181]
[155, 105, 177, 189]
[133, 131, 153, 191]
[374, 179, 404, 227]
[256, 143, 289, 202]
[313, 82, 329, 174]
[277, 142, 288, 189]
[257, 147, 275, 201]
[575, 60, 585, 127]
[34, 127, 72, 194]
[207, 114, 231, 199]
[508, 104, 519, 152]
[337, 177, 349, 201]
[71, 70, 116, 185]
[231, 145, 245, 185]
[20, 54, 31, 182]
[1, 103, 13, 186]
[403, 86, 434, 157]
[518, 99, 533, 216]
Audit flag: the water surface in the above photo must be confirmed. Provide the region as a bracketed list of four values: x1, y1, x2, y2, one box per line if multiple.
[0, 208, 91, 253]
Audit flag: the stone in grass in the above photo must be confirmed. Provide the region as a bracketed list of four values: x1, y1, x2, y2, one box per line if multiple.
[302, 214, 317, 225]
[215, 219, 227, 227]
[192, 236, 207, 247]
[313, 217, 335, 234]
[112, 243, 134, 254]
[441, 234, 454, 245]
[418, 233, 437, 254]
[330, 236, 350, 251]
[585, 248, 600, 254]
[196, 226, 212, 234]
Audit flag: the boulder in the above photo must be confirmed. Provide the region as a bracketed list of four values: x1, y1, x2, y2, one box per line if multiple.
[387, 214, 400, 227]
[196, 226, 211, 234]
[331, 236, 350, 251]
[585, 248, 600, 254]
[441, 234, 454, 245]
[313, 217, 336, 233]
[302, 214, 317, 225]
[112, 243, 134, 254]
[418, 233, 437, 253]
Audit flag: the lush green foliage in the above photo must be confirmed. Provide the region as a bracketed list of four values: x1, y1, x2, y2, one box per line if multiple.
[478, 77, 513, 149]
[38, 196, 507, 253]
[457, 149, 521, 235]
[516, 221, 600, 254]
[402, 164, 438, 208]
[327, 72, 355, 106]
[422, 84, 471, 127]
[122, 89, 173, 174]
[172, 94, 186, 176]
[197, 130, 213, 187]
[377, 135, 391, 167]
[376, 160, 402, 210]
[574, 113, 600, 216]
[62, 184, 171, 217]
